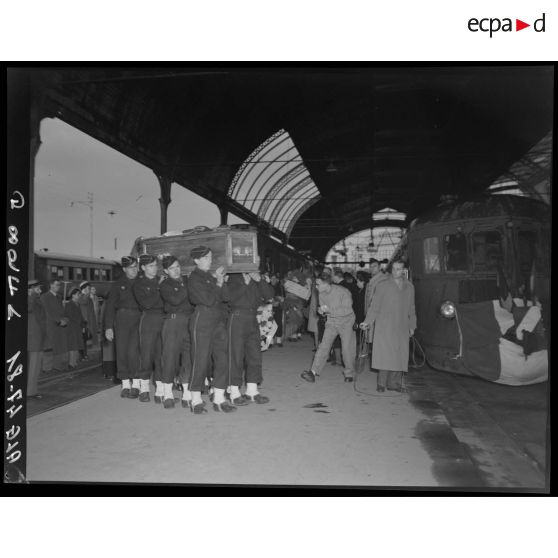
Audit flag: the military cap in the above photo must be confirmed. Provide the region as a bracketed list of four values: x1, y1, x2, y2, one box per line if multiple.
[28, 279, 41, 288]
[191, 245, 211, 259]
[162, 255, 178, 269]
[79, 281, 91, 290]
[121, 255, 138, 268]
[139, 254, 157, 266]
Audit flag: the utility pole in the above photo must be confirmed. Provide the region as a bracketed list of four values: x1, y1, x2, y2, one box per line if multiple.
[70, 191, 94, 257]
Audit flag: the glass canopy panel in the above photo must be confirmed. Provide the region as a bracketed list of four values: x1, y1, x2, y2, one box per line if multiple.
[228, 129, 320, 233]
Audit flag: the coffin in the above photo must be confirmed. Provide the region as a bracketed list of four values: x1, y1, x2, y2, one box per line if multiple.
[131, 225, 260, 275]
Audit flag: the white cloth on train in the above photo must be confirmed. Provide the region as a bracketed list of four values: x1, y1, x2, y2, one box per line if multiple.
[515, 306, 541, 341]
[496, 339, 548, 386]
[492, 300, 515, 335]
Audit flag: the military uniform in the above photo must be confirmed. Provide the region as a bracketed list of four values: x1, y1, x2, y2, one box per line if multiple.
[103, 274, 140, 380]
[132, 274, 164, 383]
[160, 275, 194, 386]
[227, 274, 274, 388]
[188, 266, 230, 392]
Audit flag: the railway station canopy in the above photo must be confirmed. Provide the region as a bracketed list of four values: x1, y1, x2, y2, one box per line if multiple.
[26, 66, 553, 259]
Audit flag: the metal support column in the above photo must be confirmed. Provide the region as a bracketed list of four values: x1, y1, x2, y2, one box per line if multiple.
[219, 204, 228, 226]
[156, 174, 172, 234]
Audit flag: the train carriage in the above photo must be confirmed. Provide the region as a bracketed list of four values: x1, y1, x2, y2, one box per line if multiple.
[34, 251, 120, 299]
[395, 194, 549, 386]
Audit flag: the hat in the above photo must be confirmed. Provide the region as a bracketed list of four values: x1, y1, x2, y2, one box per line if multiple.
[162, 255, 178, 270]
[69, 287, 81, 297]
[79, 281, 90, 290]
[191, 245, 211, 260]
[28, 279, 41, 288]
[381, 258, 389, 264]
[121, 255, 138, 268]
[369, 258, 379, 265]
[139, 254, 157, 266]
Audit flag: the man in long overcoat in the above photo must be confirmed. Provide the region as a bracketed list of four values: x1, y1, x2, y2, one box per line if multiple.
[27, 279, 47, 398]
[78, 281, 99, 358]
[41, 278, 69, 372]
[361, 260, 416, 392]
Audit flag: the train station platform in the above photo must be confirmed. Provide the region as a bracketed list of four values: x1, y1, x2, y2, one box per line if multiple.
[25, 336, 548, 490]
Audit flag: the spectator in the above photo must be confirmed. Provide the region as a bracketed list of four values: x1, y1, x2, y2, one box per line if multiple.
[65, 288, 85, 370]
[41, 279, 69, 373]
[27, 279, 46, 399]
[78, 281, 98, 360]
[269, 274, 284, 347]
[361, 260, 416, 392]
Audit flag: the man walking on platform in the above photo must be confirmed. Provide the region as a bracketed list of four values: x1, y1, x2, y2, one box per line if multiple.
[27, 279, 47, 399]
[226, 271, 274, 405]
[188, 246, 235, 414]
[41, 279, 69, 373]
[360, 260, 416, 392]
[301, 273, 356, 383]
[159, 255, 194, 410]
[133, 254, 165, 403]
[104, 256, 141, 398]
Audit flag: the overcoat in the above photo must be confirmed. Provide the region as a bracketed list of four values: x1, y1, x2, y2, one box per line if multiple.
[307, 280, 319, 333]
[28, 293, 46, 352]
[79, 293, 99, 345]
[65, 300, 85, 351]
[41, 291, 68, 355]
[364, 272, 388, 342]
[364, 276, 416, 372]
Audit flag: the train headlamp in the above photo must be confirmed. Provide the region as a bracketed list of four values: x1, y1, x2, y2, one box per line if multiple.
[440, 300, 456, 319]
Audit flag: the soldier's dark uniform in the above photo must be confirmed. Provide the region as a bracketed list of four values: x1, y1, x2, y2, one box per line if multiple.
[227, 274, 274, 389]
[160, 274, 194, 387]
[132, 264, 164, 397]
[103, 262, 140, 383]
[188, 266, 230, 393]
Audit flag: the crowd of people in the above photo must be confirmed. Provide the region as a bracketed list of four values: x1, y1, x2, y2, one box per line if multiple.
[27, 249, 417, 405]
[27, 279, 102, 399]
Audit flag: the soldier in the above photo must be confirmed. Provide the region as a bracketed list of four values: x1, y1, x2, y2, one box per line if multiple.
[226, 272, 274, 405]
[159, 255, 194, 410]
[132, 254, 165, 403]
[65, 287, 85, 369]
[41, 278, 69, 373]
[27, 279, 47, 399]
[104, 256, 141, 398]
[188, 245, 235, 414]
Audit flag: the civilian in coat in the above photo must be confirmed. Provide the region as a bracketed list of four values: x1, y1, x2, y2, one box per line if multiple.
[360, 260, 416, 392]
[27, 279, 47, 398]
[65, 288, 85, 369]
[41, 279, 69, 372]
[78, 281, 99, 359]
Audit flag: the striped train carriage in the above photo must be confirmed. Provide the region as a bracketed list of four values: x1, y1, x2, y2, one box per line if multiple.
[392, 194, 550, 386]
[34, 251, 121, 300]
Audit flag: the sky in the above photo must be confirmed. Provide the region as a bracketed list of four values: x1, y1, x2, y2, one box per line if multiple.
[34, 118, 247, 261]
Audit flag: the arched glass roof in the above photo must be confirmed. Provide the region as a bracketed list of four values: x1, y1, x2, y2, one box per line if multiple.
[228, 129, 321, 235]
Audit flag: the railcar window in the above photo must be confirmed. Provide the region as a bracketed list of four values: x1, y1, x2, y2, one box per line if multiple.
[93, 269, 101, 280]
[423, 237, 440, 273]
[50, 265, 64, 280]
[444, 233, 468, 272]
[472, 231, 503, 272]
[74, 267, 85, 280]
[100, 269, 108, 280]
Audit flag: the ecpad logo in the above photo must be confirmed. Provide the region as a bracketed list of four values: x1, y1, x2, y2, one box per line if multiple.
[468, 13, 546, 37]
